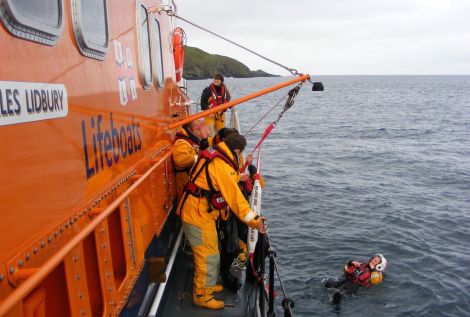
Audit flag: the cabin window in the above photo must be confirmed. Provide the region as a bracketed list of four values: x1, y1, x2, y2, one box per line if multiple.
[72, 0, 109, 60]
[0, 0, 64, 45]
[138, 4, 153, 89]
[153, 18, 164, 89]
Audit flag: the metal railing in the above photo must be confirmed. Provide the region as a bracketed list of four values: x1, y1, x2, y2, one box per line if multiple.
[254, 232, 295, 317]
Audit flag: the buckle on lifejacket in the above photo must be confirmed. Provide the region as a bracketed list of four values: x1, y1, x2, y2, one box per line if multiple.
[210, 194, 227, 210]
[185, 182, 202, 197]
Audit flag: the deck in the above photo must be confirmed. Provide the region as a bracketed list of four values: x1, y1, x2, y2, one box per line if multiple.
[156, 247, 260, 317]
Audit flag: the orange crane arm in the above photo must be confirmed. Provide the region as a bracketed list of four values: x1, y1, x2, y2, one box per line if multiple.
[168, 74, 310, 130]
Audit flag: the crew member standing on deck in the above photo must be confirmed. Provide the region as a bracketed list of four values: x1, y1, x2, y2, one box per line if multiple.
[200, 74, 231, 136]
[178, 133, 266, 310]
[212, 127, 248, 291]
[172, 118, 210, 200]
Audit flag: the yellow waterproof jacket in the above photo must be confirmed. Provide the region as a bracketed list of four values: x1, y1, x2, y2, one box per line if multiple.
[179, 142, 260, 229]
[173, 128, 199, 198]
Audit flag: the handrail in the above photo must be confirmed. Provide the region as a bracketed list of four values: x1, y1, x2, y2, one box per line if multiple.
[168, 74, 310, 130]
[147, 228, 183, 317]
[0, 149, 174, 316]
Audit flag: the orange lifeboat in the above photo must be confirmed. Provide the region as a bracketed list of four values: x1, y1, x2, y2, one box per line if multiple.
[173, 27, 186, 82]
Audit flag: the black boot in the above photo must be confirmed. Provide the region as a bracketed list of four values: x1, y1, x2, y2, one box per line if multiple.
[332, 292, 342, 305]
[221, 272, 242, 293]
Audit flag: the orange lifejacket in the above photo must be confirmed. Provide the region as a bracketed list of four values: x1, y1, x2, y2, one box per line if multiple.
[173, 27, 185, 82]
[344, 262, 373, 287]
[179, 146, 238, 214]
[209, 83, 228, 108]
[199, 146, 238, 172]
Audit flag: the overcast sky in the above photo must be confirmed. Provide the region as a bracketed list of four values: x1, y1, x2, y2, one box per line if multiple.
[175, 0, 470, 75]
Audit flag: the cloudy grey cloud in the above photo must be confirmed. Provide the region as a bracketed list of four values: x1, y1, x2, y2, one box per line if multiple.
[176, 0, 470, 75]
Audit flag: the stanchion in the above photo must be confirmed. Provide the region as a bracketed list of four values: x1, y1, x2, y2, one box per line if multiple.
[259, 232, 266, 316]
[267, 246, 276, 317]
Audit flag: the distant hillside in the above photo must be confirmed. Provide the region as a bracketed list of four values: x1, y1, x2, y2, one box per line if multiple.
[183, 46, 279, 80]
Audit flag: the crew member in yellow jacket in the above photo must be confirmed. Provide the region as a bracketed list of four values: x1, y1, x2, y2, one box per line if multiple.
[172, 118, 209, 200]
[177, 133, 266, 310]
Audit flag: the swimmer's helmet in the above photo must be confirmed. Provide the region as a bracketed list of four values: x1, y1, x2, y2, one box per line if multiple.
[374, 254, 387, 272]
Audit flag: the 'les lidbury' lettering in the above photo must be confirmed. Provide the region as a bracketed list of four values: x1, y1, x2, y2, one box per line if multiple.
[0, 82, 67, 126]
[81, 113, 143, 179]
[25, 89, 64, 114]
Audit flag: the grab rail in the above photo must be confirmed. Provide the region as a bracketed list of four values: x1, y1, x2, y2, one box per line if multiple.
[147, 228, 184, 317]
[168, 74, 310, 129]
[0, 149, 174, 316]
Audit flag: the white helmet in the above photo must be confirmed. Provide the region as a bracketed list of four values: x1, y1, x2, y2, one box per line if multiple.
[374, 254, 387, 272]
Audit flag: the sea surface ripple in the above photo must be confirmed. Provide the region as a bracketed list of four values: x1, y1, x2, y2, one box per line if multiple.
[187, 75, 470, 316]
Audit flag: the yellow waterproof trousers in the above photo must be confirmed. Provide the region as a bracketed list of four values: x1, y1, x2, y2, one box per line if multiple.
[214, 111, 226, 132]
[182, 220, 220, 292]
[204, 112, 225, 136]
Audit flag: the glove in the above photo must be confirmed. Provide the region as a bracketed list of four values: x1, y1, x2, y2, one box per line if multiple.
[248, 165, 257, 176]
[199, 138, 209, 150]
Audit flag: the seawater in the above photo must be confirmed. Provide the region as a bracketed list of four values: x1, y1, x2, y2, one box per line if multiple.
[187, 76, 470, 316]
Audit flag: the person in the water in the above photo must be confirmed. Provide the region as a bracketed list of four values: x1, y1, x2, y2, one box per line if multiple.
[325, 254, 387, 305]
